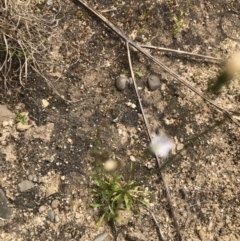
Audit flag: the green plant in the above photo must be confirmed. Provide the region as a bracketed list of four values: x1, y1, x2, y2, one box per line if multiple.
[135, 71, 144, 77]
[91, 162, 149, 226]
[193, 71, 202, 78]
[16, 113, 27, 125]
[172, 11, 184, 35]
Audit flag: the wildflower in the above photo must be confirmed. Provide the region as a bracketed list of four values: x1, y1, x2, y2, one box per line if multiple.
[149, 135, 174, 157]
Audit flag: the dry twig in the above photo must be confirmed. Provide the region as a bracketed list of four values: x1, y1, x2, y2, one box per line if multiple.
[148, 208, 165, 241]
[140, 44, 223, 62]
[126, 41, 182, 239]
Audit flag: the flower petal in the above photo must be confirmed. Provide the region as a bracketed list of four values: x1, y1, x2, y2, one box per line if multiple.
[149, 135, 174, 157]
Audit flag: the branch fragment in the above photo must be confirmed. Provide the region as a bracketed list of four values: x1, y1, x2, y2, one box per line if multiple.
[126, 42, 182, 241]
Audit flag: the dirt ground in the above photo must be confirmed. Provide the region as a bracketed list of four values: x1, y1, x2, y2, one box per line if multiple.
[0, 0, 240, 240]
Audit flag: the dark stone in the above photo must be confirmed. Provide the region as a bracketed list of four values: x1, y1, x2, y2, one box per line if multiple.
[0, 189, 13, 220]
[147, 74, 161, 91]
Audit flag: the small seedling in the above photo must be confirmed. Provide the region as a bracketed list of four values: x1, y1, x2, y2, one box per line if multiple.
[135, 71, 144, 77]
[172, 11, 184, 35]
[193, 71, 202, 79]
[91, 134, 150, 227]
[91, 169, 149, 226]
[16, 113, 27, 125]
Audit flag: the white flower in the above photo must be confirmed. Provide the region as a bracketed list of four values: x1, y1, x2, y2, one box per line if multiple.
[149, 135, 174, 157]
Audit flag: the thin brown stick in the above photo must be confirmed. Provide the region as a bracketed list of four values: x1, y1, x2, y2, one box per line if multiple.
[74, 0, 240, 127]
[140, 44, 223, 62]
[126, 42, 151, 138]
[148, 208, 165, 241]
[126, 42, 182, 241]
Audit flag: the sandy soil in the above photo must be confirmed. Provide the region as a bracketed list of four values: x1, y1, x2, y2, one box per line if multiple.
[0, 0, 239, 240]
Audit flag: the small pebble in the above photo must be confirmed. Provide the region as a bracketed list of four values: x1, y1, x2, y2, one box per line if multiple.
[118, 129, 123, 135]
[2, 121, 9, 127]
[0, 189, 13, 220]
[16, 122, 32, 132]
[18, 180, 35, 192]
[46, 0, 53, 6]
[28, 175, 33, 181]
[198, 229, 207, 241]
[54, 215, 60, 223]
[48, 210, 55, 222]
[176, 143, 184, 151]
[130, 156, 136, 162]
[147, 74, 161, 91]
[38, 205, 46, 214]
[33, 176, 39, 183]
[93, 232, 108, 241]
[115, 76, 128, 91]
[51, 199, 60, 209]
[41, 99, 49, 108]
[166, 52, 172, 58]
[1, 141, 7, 146]
[75, 212, 81, 219]
[131, 103, 137, 109]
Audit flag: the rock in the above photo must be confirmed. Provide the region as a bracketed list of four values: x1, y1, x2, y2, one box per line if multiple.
[51, 199, 60, 209]
[198, 229, 207, 241]
[25, 123, 54, 142]
[18, 180, 35, 192]
[131, 103, 137, 109]
[16, 122, 32, 132]
[0, 105, 14, 123]
[1, 141, 7, 146]
[38, 205, 46, 214]
[126, 102, 136, 109]
[54, 215, 60, 223]
[42, 99, 49, 108]
[46, 0, 53, 6]
[127, 231, 146, 241]
[46, 174, 61, 197]
[2, 121, 9, 127]
[0, 220, 5, 227]
[93, 232, 108, 241]
[48, 210, 55, 222]
[130, 156, 136, 162]
[32, 176, 39, 183]
[176, 143, 184, 151]
[0, 189, 13, 220]
[75, 212, 81, 219]
[147, 74, 161, 91]
[28, 175, 33, 181]
[115, 75, 128, 91]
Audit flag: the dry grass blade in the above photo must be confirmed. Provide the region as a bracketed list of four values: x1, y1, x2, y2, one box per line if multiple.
[140, 44, 223, 62]
[0, 0, 61, 90]
[148, 209, 165, 241]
